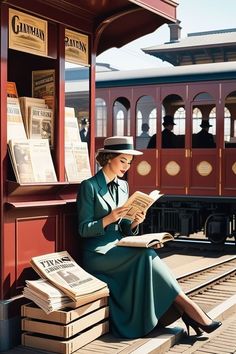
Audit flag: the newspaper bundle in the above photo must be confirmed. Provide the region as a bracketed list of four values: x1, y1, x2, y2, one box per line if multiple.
[23, 278, 74, 314]
[29, 251, 108, 305]
[23, 277, 110, 314]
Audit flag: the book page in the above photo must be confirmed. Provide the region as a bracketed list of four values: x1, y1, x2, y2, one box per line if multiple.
[122, 190, 162, 221]
[116, 232, 173, 248]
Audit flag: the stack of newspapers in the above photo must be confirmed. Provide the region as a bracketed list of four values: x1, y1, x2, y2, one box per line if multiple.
[23, 251, 109, 314]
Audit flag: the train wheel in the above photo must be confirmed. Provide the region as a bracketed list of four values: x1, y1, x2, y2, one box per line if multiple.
[205, 214, 228, 244]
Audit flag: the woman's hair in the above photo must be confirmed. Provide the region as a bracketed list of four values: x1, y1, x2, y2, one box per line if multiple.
[96, 152, 120, 167]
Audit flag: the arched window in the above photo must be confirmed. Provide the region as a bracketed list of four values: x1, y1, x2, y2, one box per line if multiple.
[209, 107, 216, 135]
[174, 107, 186, 135]
[225, 91, 236, 147]
[113, 97, 130, 136]
[95, 98, 107, 137]
[192, 92, 216, 148]
[162, 94, 185, 148]
[116, 110, 125, 136]
[136, 95, 156, 149]
[192, 107, 202, 133]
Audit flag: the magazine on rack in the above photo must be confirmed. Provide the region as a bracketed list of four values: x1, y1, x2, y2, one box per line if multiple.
[8, 138, 57, 183]
[116, 232, 174, 249]
[7, 97, 27, 142]
[28, 106, 54, 147]
[65, 142, 92, 182]
[121, 189, 163, 222]
[30, 251, 108, 302]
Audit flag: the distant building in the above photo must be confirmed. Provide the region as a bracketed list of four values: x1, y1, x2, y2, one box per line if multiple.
[143, 22, 236, 66]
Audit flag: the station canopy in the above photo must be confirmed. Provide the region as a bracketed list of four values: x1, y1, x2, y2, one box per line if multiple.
[94, 0, 177, 54]
[31, 0, 177, 55]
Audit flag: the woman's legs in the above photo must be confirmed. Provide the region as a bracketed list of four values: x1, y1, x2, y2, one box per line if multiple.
[174, 291, 212, 325]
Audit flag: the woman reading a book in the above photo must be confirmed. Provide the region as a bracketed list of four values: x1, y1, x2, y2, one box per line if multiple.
[77, 136, 221, 339]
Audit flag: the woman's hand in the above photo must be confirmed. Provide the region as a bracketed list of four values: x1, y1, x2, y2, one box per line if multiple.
[103, 206, 129, 228]
[131, 211, 146, 229]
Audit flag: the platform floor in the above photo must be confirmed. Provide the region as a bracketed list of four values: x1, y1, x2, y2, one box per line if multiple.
[2, 240, 236, 354]
[2, 296, 236, 354]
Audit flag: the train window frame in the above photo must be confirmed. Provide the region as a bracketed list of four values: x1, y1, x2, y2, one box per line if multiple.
[95, 97, 107, 137]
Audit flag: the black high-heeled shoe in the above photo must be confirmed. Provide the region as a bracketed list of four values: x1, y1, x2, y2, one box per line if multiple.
[182, 313, 203, 336]
[182, 313, 222, 336]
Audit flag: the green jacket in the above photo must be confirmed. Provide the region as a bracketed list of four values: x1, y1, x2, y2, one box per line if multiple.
[77, 169, 138, 254]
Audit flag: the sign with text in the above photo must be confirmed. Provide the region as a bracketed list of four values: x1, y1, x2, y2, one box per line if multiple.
[65, 29, 89, 66]
[9, 9, 48, 57]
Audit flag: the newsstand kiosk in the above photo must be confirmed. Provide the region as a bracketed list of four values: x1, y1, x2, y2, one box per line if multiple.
[0, 0, 177, 350]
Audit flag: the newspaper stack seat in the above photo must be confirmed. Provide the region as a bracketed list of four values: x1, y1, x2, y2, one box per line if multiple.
[21, 298, 109, 354]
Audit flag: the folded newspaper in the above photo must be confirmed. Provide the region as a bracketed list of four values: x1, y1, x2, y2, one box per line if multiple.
[30, 251, 108, 303]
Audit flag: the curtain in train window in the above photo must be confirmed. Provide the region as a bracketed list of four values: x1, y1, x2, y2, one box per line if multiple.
[136, 95, 156, 149]
[225, 91, 236, 148]
[95, 98, 107, 137]
[113, 97, 130, 136]
[192, 92, 216, 149]
[162, 94, 185, 148]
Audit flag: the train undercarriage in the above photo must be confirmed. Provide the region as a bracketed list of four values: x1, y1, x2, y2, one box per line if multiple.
[143, 196, 236, 244]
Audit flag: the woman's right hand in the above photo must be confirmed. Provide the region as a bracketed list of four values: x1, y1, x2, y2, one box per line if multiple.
[103, 206, 129, 228]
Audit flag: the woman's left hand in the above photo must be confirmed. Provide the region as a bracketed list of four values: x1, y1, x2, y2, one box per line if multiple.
[131, 211, 146, 229]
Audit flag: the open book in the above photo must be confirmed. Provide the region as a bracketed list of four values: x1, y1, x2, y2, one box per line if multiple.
[121, 190, 163, 222]
[116, 232, 174, 249]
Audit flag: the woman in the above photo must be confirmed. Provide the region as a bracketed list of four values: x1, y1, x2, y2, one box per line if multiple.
[77, 136, 221, 338]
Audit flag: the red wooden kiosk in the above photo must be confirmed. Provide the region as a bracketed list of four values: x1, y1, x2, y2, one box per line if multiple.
[0, 0, 177, 350]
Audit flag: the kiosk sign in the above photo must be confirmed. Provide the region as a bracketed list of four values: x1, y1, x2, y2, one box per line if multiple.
[9, 9, 48, 57]
[65, 29, 89, 66]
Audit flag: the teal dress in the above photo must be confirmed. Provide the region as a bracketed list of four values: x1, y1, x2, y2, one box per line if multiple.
[77, 169, 181, 338]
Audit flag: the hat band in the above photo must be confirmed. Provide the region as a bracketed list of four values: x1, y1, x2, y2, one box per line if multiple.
[104, 143, 133, 150]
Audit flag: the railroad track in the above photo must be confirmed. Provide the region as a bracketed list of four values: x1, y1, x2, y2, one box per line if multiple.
[176, 255, 236, 312]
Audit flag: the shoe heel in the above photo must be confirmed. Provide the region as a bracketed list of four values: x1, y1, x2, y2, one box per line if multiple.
[182, 314, 203, 336]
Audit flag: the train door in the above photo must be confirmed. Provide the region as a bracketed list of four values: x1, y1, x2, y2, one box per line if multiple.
[159, 90, 186, 194]
[221, 87, 236, 195]
[189, 87, 219, 195]
[129, 93, 158, 193]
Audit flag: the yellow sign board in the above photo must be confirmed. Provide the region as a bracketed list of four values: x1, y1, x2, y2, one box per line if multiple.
[65, 29, 89, 66]
[9, 9, 48, 57]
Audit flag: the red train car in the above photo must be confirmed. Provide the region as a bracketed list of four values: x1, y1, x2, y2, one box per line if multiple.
[95, 62, 236, 244]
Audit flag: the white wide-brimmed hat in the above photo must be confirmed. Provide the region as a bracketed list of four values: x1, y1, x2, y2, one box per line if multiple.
[97, 136, 143, 155]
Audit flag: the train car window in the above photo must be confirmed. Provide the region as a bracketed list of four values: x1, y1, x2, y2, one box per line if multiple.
[136, 95, 156, 149]
[113, 97, 130, 136]
[95, 98, 107, 137]
[225, 91, 236, 148]
[162, 94, 185, 148]
[192, 93, 216, 149]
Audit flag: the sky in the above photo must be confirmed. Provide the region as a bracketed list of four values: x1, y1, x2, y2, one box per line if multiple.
[96, 0, 236, 70]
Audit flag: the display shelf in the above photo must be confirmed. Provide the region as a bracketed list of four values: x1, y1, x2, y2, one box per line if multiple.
[6, 180, 70, 197]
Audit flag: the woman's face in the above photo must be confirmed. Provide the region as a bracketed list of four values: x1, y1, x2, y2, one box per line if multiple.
[107, 154, 133, 178]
